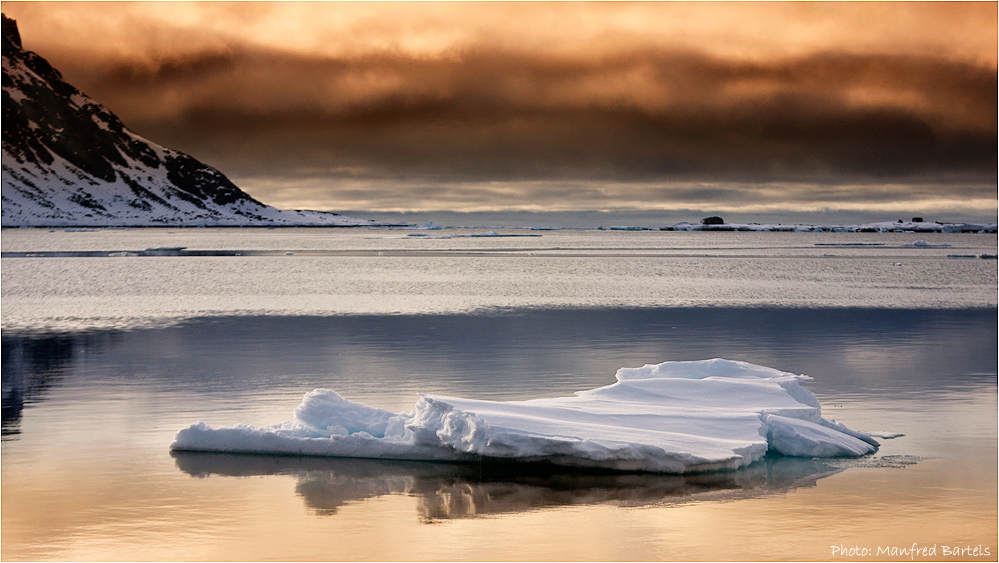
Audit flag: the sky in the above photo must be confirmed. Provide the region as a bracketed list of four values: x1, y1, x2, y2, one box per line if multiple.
[3, 1, 997, 223]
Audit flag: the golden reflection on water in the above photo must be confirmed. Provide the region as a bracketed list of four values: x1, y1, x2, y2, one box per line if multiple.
[4, 450, 995, 561]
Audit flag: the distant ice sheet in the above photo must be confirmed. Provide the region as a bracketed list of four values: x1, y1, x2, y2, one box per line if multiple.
[664, 221, 996, 233]
[172, 359, 878, 473]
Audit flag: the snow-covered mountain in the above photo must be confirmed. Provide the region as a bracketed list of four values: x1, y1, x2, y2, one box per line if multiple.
[1, 15, 388, 227]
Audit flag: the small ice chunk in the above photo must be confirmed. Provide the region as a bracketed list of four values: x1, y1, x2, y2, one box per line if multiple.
[902, 240, 950, 248]
[865, 431, 904, 439]
[764, 414, 877, 457]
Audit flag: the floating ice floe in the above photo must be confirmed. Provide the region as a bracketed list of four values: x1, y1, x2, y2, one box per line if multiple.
[171, 359, 879, 473]
[865, 431, 904, 439]
[406, 230, 541, 239]
[901, 240, 950, 248]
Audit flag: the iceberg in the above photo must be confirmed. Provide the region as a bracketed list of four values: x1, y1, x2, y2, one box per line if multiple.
[171, 359, 879, 473]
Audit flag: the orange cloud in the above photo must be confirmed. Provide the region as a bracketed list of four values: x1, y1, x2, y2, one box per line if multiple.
[2, 2, 995, 215]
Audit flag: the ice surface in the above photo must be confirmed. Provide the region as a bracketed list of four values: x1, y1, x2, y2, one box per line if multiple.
[171, 359, 878, 473]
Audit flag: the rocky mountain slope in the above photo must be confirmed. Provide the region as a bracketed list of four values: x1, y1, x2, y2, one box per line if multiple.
[1, 15, 386, 227]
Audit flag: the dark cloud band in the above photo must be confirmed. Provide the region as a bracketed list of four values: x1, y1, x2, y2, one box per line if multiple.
[59, 47, 994, 185]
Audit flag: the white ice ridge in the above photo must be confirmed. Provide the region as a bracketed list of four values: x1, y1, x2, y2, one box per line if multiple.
[171, 359, 879, 473]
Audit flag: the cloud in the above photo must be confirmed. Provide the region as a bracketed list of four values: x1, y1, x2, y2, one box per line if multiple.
[71, 46, 994, 183]
[3, 2, 995, 215]
[7, 2, 996, 63]
[235, 176, 997, 217]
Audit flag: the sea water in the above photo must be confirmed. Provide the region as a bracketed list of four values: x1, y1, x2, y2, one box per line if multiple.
[1, 228, 996, 561]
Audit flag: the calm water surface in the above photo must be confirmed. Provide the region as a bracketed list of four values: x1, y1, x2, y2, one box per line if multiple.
[2, 228, 996, 561]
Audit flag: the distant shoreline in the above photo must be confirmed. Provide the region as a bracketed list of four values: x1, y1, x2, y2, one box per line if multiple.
[3, 221, 995, 233]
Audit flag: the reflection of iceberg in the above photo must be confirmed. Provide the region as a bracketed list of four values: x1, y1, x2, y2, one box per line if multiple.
[171, 359, 878, 473]
[172, 452, 845, 519]
[2, 334, 115, 435]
